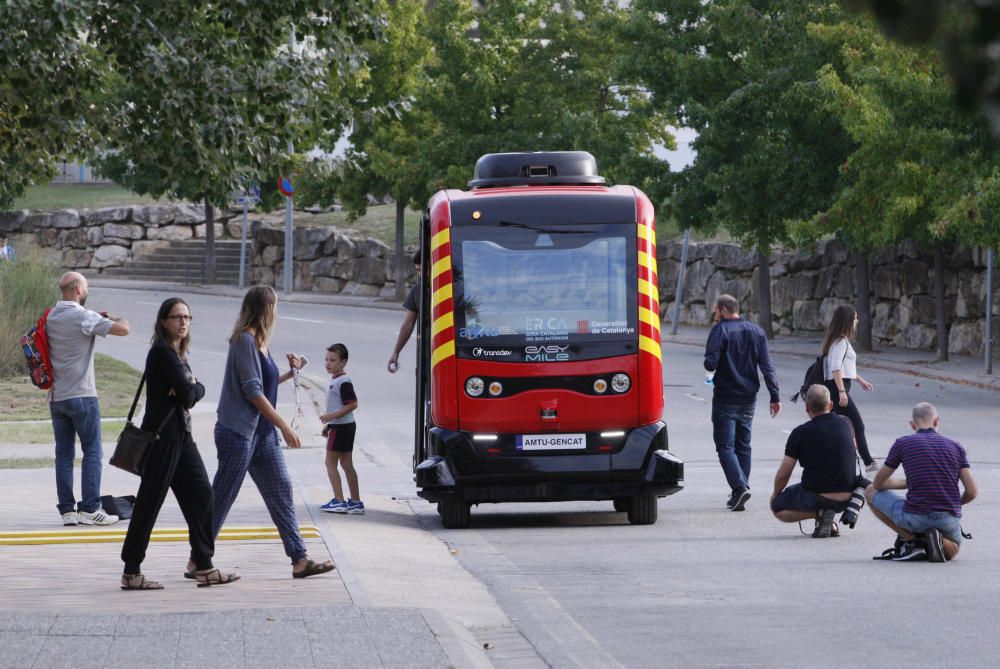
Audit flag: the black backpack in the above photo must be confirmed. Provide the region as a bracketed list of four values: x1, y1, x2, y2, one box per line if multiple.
[790, 355, 825, 403]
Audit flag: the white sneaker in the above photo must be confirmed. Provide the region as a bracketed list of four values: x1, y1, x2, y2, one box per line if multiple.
[865, 459, 881, 475]
[78, 508, 119, 526]
[61, 512, 78, 526]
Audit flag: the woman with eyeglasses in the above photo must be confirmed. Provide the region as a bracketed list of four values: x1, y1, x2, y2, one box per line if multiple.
[198, 286, 334, 579]
[120, 297, 239, 589]
[822, 304, 878, 474]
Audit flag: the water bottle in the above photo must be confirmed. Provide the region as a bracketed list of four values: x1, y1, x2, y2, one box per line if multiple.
[705, 371, 715, 386]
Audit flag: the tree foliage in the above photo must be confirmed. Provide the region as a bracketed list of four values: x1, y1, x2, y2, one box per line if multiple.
[0, 1, 104, 208]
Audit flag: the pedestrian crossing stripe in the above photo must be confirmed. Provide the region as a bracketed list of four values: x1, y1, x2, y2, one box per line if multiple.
[0, 525, 321, 546]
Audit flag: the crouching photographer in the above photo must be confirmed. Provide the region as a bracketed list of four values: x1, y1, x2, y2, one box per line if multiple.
[770, 384, 863, 538]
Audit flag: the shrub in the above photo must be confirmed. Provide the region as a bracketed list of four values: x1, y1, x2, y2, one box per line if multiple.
[0, 249, 60, 378]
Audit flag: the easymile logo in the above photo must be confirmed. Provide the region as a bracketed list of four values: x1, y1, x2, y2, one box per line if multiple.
[524, 344, 570, 362]
[472, 347, 513, 357]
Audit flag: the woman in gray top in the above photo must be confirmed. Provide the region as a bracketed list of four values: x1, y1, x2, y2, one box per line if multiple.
[186, 286, 334, 579]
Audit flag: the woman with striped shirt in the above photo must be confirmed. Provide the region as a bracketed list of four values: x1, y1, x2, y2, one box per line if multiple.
[822, 305, 878, 473]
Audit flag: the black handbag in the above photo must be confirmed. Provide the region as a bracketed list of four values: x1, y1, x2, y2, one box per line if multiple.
[109, 373, 174, 476]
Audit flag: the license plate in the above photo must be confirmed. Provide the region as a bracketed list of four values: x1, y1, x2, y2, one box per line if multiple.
[515, 433, 586, 451]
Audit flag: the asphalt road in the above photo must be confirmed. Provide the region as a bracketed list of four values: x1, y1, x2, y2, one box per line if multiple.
[89, 286, 1000, 669]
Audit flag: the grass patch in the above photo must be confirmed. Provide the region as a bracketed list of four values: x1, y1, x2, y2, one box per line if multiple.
[0, 354, 141, 421]
[11, 183, 162, 210]
[294, 204, 423, 247]
[0, 421, 124, 444]
[0, 457, 81, 469]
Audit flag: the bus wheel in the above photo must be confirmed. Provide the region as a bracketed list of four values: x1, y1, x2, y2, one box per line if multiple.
[612, 497, 628, 513]
[440, 500, 471, 529]
[626, 494, 658, 525]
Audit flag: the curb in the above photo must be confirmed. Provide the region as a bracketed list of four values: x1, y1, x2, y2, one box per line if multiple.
[421, 608, 495, 669]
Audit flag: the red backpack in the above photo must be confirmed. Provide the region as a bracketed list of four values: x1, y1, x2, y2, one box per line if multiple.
[21, 308, 53, 389]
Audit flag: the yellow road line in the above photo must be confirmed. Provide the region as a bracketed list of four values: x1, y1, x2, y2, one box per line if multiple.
[0, 525, 320, 546]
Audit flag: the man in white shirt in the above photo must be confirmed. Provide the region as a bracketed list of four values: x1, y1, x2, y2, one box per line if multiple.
[47, 272, 131, 525]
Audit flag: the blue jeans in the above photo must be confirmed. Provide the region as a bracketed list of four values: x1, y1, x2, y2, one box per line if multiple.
[712, 400, 755, 492]
[50, 396, 103, 514]
[872, 490, 964, 545]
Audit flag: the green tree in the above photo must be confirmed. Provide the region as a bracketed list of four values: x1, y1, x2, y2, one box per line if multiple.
[807, 17, 999, 359]
[628, 0, 853, 338]
[0, 1, 104, 208]
[89, 1, 380, 283]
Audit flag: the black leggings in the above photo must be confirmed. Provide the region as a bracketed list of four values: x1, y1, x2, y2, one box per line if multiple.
[825, 379, 873, 466]
[121, 427, 215, 574]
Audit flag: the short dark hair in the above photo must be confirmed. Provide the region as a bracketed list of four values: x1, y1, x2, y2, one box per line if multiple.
[326, 342, 349, 361]
[715, 294, 739, 315]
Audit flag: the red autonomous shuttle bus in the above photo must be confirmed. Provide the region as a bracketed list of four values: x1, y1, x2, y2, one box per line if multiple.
[413, 152, 683, 528]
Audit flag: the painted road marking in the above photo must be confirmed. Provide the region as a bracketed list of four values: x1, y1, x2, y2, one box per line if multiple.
[282, 316, 324, 324]
[684, 393, 707, 403]
[0, 525, 321, 546]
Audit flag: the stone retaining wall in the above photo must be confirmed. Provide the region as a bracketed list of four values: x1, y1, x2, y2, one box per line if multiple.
[3, 205, 996, 354]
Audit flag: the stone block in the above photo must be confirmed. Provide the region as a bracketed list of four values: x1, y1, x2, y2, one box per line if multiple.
[954, 271, 983, 318]
[91, 244, 130, 268]
[254, 222, 286, 247]
[788, 247, 823, 272]
[131, 205, 174, 225]
[353, 256, 390, 285]
[818, 297, 843, 326]
[314, 277, 347, 293]
[0, 209, 28, 233]
[35, 228, 59, 246]
[358, 237, 390, 259]
[173, 203, 209, 224]
[61, 248, 94, 268]
[792, 299, 823, 331]
[51, 209, 81, 229]
[893, 323, 936, 350]
[253, 265, 275, 287]
[872, 302, 901, 340]
[86, 226, 104, 246]
[57, 228, 88, 249]
[147, 225, 193, 241]
[872, 266, 903, 300]
[293, 261, 314, 291]
[262, 245, 283, 267]
[819, 238, 849, 265]
[131, 240, 167, 258]
[682, 259, 715, 300]
[871, 244, 900, 266]
[897, 259, 930, 296]
[83, 207, 131, 225]
[293, 226, 332, 261]
[194, 223, 225, 239]
[102, 223, 145, 241]
[948, 321, 982, 355]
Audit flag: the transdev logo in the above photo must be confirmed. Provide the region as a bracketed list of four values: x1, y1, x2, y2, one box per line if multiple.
[472, 347, 512, 357]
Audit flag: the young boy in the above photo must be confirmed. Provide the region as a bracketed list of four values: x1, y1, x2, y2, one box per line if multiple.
[319, 344, 363, 514]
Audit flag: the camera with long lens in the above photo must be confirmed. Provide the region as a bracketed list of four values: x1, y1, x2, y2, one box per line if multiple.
[840, 476, 872, 529]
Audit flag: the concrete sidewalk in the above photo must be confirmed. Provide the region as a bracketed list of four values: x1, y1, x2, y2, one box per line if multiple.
[0, 393, 493, 669]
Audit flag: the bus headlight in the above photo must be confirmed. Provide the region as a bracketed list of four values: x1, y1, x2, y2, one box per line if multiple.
[488, 381, 503, 396]
[593, 378, 608, 394]
[466, 377, 485, 397]
[611, 373, 631, 393]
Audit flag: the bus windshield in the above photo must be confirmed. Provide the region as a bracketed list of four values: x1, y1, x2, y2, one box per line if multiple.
[451, 223, 637, 358]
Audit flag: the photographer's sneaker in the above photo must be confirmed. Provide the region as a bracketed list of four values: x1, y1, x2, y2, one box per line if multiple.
[925, 528, 946, 563]
[78, 509, 119, 526]
[865, 458, 881, 475]
[345, 500, 365, 515]
[891, 541, 927, 561]
[812, 509, 836, 538]
[61, 512, 78, 526]
[320, 498, 347, 513]
[730, 487, 751, 512]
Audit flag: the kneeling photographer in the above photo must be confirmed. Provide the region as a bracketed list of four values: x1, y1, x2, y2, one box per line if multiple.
[771, 384, 867, 538]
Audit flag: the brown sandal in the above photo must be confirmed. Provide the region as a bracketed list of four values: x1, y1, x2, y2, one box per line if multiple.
[121, 574, 164, 590]
[194, 568, 240, 587]
[292, 558, 335, 579]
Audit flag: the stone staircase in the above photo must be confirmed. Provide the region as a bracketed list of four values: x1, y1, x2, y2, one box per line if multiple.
[102, 239, 247, 285]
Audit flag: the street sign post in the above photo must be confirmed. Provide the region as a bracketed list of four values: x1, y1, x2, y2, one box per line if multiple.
[234, 183, 261, 289]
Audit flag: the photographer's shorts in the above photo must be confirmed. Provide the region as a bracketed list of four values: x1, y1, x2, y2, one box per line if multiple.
[872, 490, 963, 544]
[771, 483, 848, 514]
[325, 422, 357, 453]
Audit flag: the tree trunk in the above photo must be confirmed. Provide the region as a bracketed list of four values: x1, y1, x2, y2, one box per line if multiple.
[394, 198, 406, 302]
[756, 246, 773, 339]
[934, 242, 948, 361]
[853, 250, 873, 352]
[204, 201, 216, 285]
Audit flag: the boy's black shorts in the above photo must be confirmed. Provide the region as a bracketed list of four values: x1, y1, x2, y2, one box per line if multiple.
[325, 422, 356, 453]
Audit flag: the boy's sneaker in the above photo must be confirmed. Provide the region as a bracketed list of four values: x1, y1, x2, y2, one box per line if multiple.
[865, 458, 881, 475]
[320, 498, 347, 513]
[812, 509, 836, 538]
[891, 541, 927, 561]
[925, 528, 946, 563]
[61, 512, 78, 526]
[345, 500, 365, 515]
[730, 487, 751, 512]
[78, 508, 119, 526]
